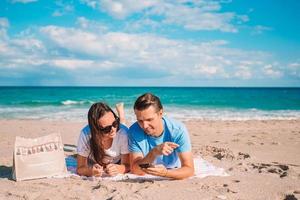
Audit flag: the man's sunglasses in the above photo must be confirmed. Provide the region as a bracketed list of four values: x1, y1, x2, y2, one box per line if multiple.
[98, 117, 120, 134]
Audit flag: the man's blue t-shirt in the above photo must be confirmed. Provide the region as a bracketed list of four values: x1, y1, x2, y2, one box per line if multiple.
[128, 117, 191, 168]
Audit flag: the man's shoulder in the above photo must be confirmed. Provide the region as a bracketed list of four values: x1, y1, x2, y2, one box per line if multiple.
[164, 117, 189, 142]
[118, 123, 129, 136]
[128, 122, 144, 139]
[164, 117, 185, 132]
[128, 121, 141, 132]
[164, 117, 191, 152]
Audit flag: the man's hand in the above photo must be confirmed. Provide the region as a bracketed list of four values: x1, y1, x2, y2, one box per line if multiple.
[154, 142, 179, 156]
[92, 164, 104, 177]
[105, 164, 119, 176]
[141, 164, 168, 177]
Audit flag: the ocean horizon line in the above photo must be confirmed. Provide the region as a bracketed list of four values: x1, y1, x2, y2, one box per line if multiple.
[1, 86, 300, 89]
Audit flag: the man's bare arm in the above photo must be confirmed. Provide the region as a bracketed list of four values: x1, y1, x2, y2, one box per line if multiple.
[130, 142, 179, 175]
[129, 151, 158, 175]
[142, 151, 194, 179]
[164, 151, 194, 179]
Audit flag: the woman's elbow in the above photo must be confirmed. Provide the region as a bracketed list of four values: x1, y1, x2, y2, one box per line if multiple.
[131, 166, 145, 176]
[76, 167, 87, 176]
[76, 167, 82, 176]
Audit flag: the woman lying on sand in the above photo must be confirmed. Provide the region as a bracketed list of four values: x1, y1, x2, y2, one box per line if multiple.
[76, 102, 130, 177]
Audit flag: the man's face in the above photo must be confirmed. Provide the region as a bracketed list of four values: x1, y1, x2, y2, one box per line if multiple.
[134, 105, 163, 136]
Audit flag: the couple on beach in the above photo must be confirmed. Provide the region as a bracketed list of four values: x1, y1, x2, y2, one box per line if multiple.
[76, 93, 194, 180]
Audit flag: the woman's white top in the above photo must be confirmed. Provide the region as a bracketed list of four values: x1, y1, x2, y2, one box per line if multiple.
[77, 124, 129, 164]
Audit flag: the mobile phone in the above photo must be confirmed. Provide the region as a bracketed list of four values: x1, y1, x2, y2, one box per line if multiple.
[139, 163, 154, 169]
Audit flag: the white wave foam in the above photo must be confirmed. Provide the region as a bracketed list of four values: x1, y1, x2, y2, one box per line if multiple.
[164, 107, 300, 121]
[61, 100, 93, 105]
[1, 106, 300, 122]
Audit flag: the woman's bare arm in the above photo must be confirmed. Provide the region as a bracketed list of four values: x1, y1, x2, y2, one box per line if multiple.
[76, 155, 103, 176]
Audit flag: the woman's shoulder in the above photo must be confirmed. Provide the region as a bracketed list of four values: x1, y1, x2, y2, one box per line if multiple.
[115, 124, 129, 144]
[80, 125, 91, 136]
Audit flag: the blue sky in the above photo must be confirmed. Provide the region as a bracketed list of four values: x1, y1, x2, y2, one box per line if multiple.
[0, 0, 299, 86]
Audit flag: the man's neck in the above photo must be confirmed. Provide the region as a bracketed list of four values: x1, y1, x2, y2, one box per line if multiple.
[153, 119, 164, 137]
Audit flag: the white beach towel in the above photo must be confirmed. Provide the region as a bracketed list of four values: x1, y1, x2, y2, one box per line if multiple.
[65, 156, 229, 181]
[193, 156, 229, 178]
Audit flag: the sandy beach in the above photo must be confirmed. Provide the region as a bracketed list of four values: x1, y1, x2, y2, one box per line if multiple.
[0, 119, 299, 200]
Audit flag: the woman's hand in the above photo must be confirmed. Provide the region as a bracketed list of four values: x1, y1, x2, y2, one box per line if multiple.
[92, 164, 104, 177]
[105, 164, 120, 176]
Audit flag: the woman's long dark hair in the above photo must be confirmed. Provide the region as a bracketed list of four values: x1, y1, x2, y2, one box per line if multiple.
[88, 102, 118, 166]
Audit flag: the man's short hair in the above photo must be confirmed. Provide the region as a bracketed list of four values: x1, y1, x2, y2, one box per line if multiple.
[134, 93, 163, 112]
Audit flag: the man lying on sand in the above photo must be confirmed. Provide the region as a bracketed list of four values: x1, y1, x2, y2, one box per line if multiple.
[128, 93, 194, 179]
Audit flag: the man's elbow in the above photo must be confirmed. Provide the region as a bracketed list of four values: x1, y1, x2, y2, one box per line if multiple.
[187, 164, 195, 176]
[187, 166, 195, 178]
[176, 166, 194, 180]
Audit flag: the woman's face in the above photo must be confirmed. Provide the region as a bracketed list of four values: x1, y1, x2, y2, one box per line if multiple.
[97, 111, 118, 139]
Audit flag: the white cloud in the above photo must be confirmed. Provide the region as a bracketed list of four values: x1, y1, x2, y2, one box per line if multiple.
[289, 62, 300, 68]
[96, 0, 157, 19]
[40, 26, 101, 55]
[81, 0, 97, 9]
[39, 25, 276, 80]
[153, 2, 238, 32]
[50, 58, 123, 70]
[52, 59, 94, 69]
[288, 62, 300, 77]
[194, 64, 224, 77]
[41, 25, 178, 61]
[77, 17, 89, 28]
[7, 58, 47, 67]
[251, 25, 272, 35]
[263, 64, 283, 78]
[81, 0, 157, 19]
[237, 15, 249, 23]
[0, 18, 9, 41]
[0, 23, 286, 84]
[11, 38, 44, 51]
[76, 17, 109, 32]
[52, 2, 74, 17]
[11, 0, 37, 3]
[124, 18, 161, 32]
[52, 11, 63, 17]
[82, 0, 247, 32]
[0, 22, 47, 69]
[234, 66, 252, 79]
[0, 18, 9, 28]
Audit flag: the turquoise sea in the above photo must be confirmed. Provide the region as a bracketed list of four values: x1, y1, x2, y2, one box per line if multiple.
[1, 87, 300, 121]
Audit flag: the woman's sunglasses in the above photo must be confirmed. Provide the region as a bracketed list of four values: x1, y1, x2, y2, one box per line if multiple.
[98, 117, 120, 134]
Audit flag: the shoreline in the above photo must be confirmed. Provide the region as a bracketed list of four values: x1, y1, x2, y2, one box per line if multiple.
[1, 117, 300, 123]
[0, 119, 299, 199]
